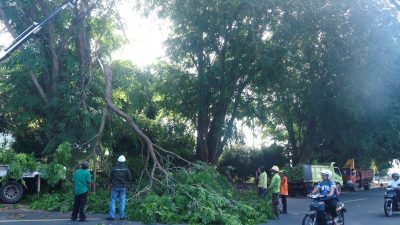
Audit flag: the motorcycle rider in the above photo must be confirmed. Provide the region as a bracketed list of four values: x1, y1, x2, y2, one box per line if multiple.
[388, 172, 400, 210]
[309, 169, 338, 225]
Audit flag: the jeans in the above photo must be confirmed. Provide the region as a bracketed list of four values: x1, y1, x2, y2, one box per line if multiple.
[317, 198, 338, 225]
[71, 192, 88, 221]
[108, 187, 127, 219]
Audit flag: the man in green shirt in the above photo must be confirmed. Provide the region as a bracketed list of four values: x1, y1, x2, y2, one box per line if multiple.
[257, 166, 268, 198]
[71, 161, 92, 222]
[266, 165, 281, 219]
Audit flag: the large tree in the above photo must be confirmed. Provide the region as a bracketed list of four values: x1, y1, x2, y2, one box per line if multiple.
[146, 0, 278, 164]
[0, 0, 120, 155]
[257, 0, 400, 166]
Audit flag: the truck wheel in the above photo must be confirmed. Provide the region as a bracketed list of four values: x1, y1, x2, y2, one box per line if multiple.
[352, 184, 359, 192]
[0, 181, 24, 204]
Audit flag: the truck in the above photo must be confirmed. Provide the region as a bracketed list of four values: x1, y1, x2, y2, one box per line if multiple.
[0, 165, 41, 204]
[286, 162, 343, 197]
[340, 159, 374, 191]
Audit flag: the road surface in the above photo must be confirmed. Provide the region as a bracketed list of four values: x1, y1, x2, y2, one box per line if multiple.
[0, 188, 394, 225]
[267, 188, 396, 225]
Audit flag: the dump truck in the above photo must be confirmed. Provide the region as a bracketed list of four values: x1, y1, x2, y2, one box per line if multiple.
[286, 162, 343, 197]
[0, 165, 41, 203]
[340, 159, 374, 191]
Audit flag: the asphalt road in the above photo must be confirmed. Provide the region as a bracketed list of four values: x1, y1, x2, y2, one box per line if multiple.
[267, 188, 397, 225]
[0, 188, 396, 225]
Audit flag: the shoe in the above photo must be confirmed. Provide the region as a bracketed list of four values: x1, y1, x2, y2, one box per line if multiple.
[71, 218, 77, 221]
[105, 217, 115, 221]
[120, 217, 125, 220]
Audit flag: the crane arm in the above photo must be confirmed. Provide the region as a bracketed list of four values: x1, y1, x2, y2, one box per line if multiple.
[0, 0, 77, 62]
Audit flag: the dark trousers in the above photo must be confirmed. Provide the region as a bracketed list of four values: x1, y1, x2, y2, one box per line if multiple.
[280, 195, 287, 213]
[317, 198, 338, 225]
[395, 190, 400, 210]
[258, 187, 266, 198]
[271, 193, 280, 218]
[71, 192, 88, 221]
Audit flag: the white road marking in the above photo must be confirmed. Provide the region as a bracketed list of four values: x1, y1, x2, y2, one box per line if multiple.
[291, 210, 308, 214]
[342, 198, 367, 203]
[0, 218, 101, 223]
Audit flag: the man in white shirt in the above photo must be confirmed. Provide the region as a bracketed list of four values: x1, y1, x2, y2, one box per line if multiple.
[389, 173, 400, 210]
[389, 173, 400, 188]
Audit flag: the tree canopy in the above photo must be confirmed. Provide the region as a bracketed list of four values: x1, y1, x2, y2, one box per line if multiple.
[1, 0, 400, 172]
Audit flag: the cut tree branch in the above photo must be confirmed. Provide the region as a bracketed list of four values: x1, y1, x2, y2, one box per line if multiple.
[98, 60, 167, 175]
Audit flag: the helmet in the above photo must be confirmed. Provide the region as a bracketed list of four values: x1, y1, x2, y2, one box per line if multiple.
[321, 169, 332, 180]
[392, 172, 399, 180]
[117, 155, 126, 162]
[271, 165, 280, 172]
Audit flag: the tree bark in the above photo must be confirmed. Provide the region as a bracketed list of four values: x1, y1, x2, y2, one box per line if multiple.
[297, 114, 319, 163]
[74, 0, 92, 106]
[30, 71, 49, 104]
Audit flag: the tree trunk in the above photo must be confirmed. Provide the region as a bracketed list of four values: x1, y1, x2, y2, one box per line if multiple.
[284, 117, 299, 165]
[297, 115, 319, 163]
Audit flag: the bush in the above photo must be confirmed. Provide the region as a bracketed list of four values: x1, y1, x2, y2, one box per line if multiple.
[28, 189, 109, 213]
[27, 162, 272, 225]
[126, 162, 270, 225]
[219, 144, 287, 182]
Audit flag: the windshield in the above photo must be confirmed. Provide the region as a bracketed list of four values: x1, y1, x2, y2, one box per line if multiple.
[341, 168, 351, 176]
[334, 167, 342, 176]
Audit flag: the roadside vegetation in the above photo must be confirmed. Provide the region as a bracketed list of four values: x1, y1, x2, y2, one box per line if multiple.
[1, 0, 400, 224]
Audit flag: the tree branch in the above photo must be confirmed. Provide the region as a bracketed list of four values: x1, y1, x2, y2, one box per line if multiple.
[98, 61, 167, 175]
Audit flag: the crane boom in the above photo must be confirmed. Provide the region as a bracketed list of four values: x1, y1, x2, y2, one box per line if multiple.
[0, 0, 77, 62]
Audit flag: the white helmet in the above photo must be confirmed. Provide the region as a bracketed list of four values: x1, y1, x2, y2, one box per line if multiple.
[321, 169, 332, 180]
[117, 155, 126, 162]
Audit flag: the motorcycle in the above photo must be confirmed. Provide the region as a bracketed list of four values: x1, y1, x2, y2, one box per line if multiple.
[302, 194, 346, 225]
[384, 186, 400, 217]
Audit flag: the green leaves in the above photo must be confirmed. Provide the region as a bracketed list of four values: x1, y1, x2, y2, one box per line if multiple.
[0, 148, 37, 184]
[0, 142, 71, 187]
[125, 163, 268, 225]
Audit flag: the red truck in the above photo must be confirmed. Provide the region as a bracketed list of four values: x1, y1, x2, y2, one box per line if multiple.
[340, 159, 374, 191]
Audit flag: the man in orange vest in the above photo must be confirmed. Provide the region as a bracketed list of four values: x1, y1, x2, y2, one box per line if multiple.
[279, 171, 288, 214]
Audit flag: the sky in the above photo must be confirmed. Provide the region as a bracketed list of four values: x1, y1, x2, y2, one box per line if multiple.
[111, 2, 170, 67]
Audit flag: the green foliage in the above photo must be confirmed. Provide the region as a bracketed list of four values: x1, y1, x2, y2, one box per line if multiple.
[219, 144, 287, 182]
[147, 0, 276, 163]
[27, 163, 271, 225]
[29, 193, 73, 213]
[28, 188, 109, 213]
[53, 142, 72, 164]
[126, 162, 269, 225]
[40, 142, 72, 187]
[0, 142, 71, 187]
[0, 148, 37, 184]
